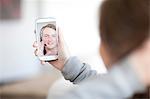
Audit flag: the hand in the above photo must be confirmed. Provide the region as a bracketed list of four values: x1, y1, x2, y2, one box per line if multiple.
[33, 28, 70, 71]
[129, 38, 150, 86]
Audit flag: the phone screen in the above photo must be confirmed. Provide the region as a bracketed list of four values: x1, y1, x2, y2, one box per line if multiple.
[36, 18, 58, 61]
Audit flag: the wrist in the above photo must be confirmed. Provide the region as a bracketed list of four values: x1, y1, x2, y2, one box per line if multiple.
[60, 56, 70, 71]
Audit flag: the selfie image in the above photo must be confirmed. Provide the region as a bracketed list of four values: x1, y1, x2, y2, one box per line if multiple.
[36, 21, 58, 57]
[0, 0, 149, 99]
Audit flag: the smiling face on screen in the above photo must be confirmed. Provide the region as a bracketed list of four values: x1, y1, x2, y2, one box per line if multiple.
[42, 27, 57, 49]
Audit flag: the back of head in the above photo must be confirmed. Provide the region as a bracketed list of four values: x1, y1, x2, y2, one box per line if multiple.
[99, 0, 149, 98]
[100, 0, 149, 63]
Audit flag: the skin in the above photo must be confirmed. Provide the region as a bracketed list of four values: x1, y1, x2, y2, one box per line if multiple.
[41, 27, 58, 55]
[99, 42, 119, 70]
[99, 43, 112, 68]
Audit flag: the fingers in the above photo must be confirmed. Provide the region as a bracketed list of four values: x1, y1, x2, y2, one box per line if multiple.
[33, 30, 46, 65]
[57, 28, 65, 56]
[33, 41, 38, 48]
[57, 28, 65, 47]
[33, 41, 38, 56]
[41, 60, 46, 65]
[57, 27, 70, 58]
[57, 27, 67, 53]
[34, 49, 38, 56]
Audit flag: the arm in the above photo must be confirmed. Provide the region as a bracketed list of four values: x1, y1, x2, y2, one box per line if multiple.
[49, 58, 146, 99]
[61, 56, 97, 84]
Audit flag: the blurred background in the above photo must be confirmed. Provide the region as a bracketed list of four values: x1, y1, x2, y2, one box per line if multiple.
[0, 0, 106, 99]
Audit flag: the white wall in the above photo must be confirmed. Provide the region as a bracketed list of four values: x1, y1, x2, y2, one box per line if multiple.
[0, 0, 41, 82]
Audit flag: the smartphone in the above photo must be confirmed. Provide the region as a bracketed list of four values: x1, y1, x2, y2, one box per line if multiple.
[35, 17, 58, 61]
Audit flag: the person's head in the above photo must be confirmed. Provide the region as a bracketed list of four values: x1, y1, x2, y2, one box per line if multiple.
[40, 24, 57, 49]
[99, 0, 149, 68]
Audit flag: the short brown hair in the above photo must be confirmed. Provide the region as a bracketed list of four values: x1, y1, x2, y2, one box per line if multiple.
[100, 0, 149, 62]
[40, 24, 56, 41]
